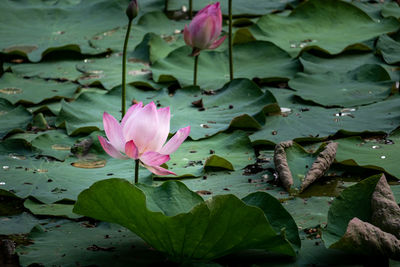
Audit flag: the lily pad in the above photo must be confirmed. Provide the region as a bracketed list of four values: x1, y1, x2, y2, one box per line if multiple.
[18, 221, 168, 267]
[0, 212, 40, 235]
[377, 34, 400, 65]
[24, 199, 81, 219]
[76, 53, 156, 90]
[151, 41, 300, 89]
[167, 0, 297, 16]
[335, 131, 400, 179]
[9, 58, 82, 81]
[299, 52, 400, 81]
[323, 174, 400, 260]
[0, 99, 32, 139]
[382, 2, 400, 19]
[73, 179, 300, 262]
[250, 89, 400, 145]
[289, 64, 393, 107]
[0, 0, 132, 62]
[274, 141, 337, 193]
[248, 0, 400, 57]
[56, 79, 280, 139]
[165, 131, 256, 177]
[0, 73, 77, 105]
[90, 11, 188, 54]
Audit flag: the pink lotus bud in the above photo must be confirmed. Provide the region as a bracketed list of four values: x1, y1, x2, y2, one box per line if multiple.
[183, 2, 226, 56]
[126, 0, 138, 21]
[98, 102, 190, 176]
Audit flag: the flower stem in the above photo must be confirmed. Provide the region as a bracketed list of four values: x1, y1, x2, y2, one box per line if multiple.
[189, 0, 193, 19]
[193, 54, 199, 87]
[228, 0, 233, 81]
[164, 0, 169, 13]
[122, 19, 133, 119]
[134, 159, 139, 184]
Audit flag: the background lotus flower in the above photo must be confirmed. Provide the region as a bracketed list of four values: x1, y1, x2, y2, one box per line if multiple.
[183, 2, 226, 56]
[98, 102, 190, 177]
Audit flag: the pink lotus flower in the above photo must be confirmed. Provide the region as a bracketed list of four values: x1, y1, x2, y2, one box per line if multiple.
[98, 102, 190, 176]
[183, 2, 226, 56]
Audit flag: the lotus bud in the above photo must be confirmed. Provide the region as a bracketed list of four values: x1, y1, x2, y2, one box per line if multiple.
[126, 0, 138, 21]
[183, 2, 226, 56]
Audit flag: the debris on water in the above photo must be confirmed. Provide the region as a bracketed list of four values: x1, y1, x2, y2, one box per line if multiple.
[334, 112, 355, 118]
[2, 166, 10, 171]
[192, 99, 203, 108]
[196, 190, 212, 195]
[380, 156, 386, 159]
[0, 111, 8, 116]
[372, 145, 380, 149]
[189, 150, 197, 153]
[36, 169, 48, 173]
[203, 175, 207, 180]
[86, 244, 115, 252]
[301, 108, 310, 112]
[51, 144, 71, 151]
[200, 124, 210, 128]
[71, 159, 106, 169]
[8, 154, 26, 160]
[210, 150, 215, 154]
[0, 182, 5, 185]
[229, 105, 234, 109]
[272, 130, 278, 135]
[0, 88, 22, 95]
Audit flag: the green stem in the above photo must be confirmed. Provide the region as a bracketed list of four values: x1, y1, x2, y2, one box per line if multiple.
[122, 19, 133, 119]
[134, 159, 139, 184]
[189, 0, 193, 19]
[193, 54, 199, 87]
[228, 0, 233, 81]
[164, 0, 169, 13]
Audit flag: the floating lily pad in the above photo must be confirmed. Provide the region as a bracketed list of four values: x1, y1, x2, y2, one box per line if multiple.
[57, 79, 279, 139]
[90, 11, 188, 54]
[250, 90, 400, 145]
[24, 199, 81, 219]
[299, 52, 400, 81]
[289, 64, 393, 107]
[9, 58, 82, 81]
[0, 140, 153, 203]
[335, 131, 400, 179]
[323, 174, 400, 260]
[377, 34, 400, 64]
[0, 73, 77, 105]
[18, 221, 168, 267]
[73, 179, 300, 262]
[0, 99, 32, 139]
[152, 41, 300, 89]
[167, 0, 297, 16]
[77, 54, 156, 90]
[274, 141, 337, 193]
[165, 131, 255, 177]
[0, 0, 131, 62]
[248, 0, 400, 57]
[0, 212, 40, 235]
[382, 2, 400, 19]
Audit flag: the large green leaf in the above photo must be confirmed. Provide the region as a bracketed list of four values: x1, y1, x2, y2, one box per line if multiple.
[151, 41, 300, 89]
[0, 73, 77, 104]
[248, 0, 400, 57]
[0, 0, 131, 62]
[0, 99, 32, 139]
[377, 34, 400, 64]
[382, 2, 400, 19]
[73, 179, 300, 262]
[289, 64, 393, 107]
[335, 131, 400, 179]
[56, 79, 279, 139]
[250, 89, 400, 145]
